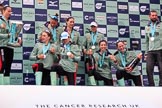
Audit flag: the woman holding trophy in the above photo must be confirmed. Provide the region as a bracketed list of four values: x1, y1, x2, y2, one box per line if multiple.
[0, 5, 22, 85]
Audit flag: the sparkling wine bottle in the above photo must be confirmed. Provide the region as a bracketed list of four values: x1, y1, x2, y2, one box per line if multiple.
[127, 57, 140, 70]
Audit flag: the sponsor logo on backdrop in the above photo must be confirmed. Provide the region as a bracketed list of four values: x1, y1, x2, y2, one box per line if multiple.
[48, 0, 59, 9]
[140, 19, 149, 23]
[23, 0, 34, 5]
[60, 14, 70, 19]
[23, 21, 35, 34]
[118, 18, 129, 21]
[97, 25, 106, 35]
[11, 8, 22, 20]
[118, 2, 128, 13]
[96, 15, 105, 21]
[74, 24, 83, 36]
[130, 38, 141, 50]
[97, 28, 106, 35]
[83, 2, 94, 10]
[23, 24, 31, 31]
[23, 37, 35, 42]
[23, 73, 35, 84]
[129, 15, 140, 26]
[140, 4, 149, 14]
[11, 0, 21, 4]
[76, 74, 85, 85]
[119, 28, 126, 35]
[107, 13, 118, 25]
[72, 2, 82, 9]
[23, 11, 35, 18]
[129, 5, 139, 12]
[95, 1, 106, 12]
[84, 12, 95, 24]
[10, 73, 23, 85]
[143, 75, 149, 86]
[107, 29, 117, 33]
[106, 5, 117, 9]
[37, 0, 44, 5]
[23, 47, 33, 60]
[35, 9, 47, 21]
[60, 2, 70, 6]
[118, 26, 129, 37]
[130, 29, 140, 36]
[60, 10, 71, 22]
[11, 63, 22, 70]
[108, 38, 118, 49]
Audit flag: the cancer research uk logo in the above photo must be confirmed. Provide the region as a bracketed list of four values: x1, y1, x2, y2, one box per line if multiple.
[118, 26, 129, 38]
[139, 4, 150, 15]
[23, 21, 35, 34]
[95, 1, 106, 12]
[23, 73, 35, 85]
[84, 12, 95, 24]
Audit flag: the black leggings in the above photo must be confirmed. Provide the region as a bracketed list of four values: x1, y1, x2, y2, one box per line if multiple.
[0, 47, 14, 76]
[51, 64, 75, 85]
[116, 70, 142, 86]
[32, 63, 51, 85]
[93, 72, 113, 86]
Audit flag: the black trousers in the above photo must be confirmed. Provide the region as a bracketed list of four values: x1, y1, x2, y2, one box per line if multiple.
[93, 72, 113, 86]
[116, 70, 142, 86]
[51, 64, 75, 85]
[146, 50, 162, 86]
[0, 47, 14, 76]
[32, 63, 51, 85]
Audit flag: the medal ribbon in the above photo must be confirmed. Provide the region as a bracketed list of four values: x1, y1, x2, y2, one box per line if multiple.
[70, 30, 74, 40]
[150, 23, 156, 37]
[119, 52, 126, 67]
[98, 52, 105, 67]
[91, 32, 98, 46]
[51, 27, 57, 42]
[43, 43, 50, 54]
[64, 44, 70, 52]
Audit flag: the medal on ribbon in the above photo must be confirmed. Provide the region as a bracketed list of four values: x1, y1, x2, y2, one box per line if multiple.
[43, 43, 50, 58]
[98, 52, 105, 67]
[51, 27, 57, 42]
[119, 52, 126, 67]
[91, 32, 98, 49]
[150, 22, 156, 41]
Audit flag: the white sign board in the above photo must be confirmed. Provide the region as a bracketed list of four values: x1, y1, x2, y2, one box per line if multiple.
[0, 86, 161, 108]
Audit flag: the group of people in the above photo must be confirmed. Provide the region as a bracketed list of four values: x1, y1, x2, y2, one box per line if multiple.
[0, 4, 161, 86]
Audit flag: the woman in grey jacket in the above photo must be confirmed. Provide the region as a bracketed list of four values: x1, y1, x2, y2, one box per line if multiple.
[29, 30, 58, 85]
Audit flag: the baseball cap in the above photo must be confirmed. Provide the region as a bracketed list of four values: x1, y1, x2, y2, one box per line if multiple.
[90, 21, 98, 27]
[61, 32, 69, 40]
[49, 15, 58, 21]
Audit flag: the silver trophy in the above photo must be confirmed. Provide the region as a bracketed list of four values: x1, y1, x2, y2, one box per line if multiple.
[8, 20, 23, 47]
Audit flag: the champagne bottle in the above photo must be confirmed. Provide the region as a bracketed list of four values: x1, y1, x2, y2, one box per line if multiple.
[86, 55, 95, 70]
[127, 53, 142, 70]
